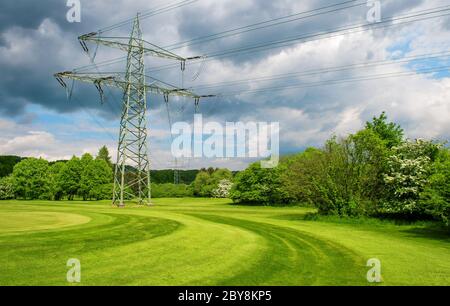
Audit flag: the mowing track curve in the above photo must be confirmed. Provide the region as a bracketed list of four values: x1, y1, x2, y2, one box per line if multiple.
[188, 213, 367, 285]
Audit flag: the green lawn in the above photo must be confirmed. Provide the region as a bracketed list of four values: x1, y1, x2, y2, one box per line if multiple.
[0, 198, 449, 286]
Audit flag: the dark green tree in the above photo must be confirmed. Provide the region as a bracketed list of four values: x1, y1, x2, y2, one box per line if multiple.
[210, 169, 233, 182]
[90, 183, 113, 200]
[192, 171, 212, 197]
[192, 168, 233, 197]
[79, 153, 95, 200]
[365, 112, 404, 148]
[79, 154, 112, 200]
[96, 146, 112, 168]
[89, 160, 113, 200]
[59, 156, 82, 200]
[151, 183, 193, 198]
[12, 158, 50, 199]
[420, 148, 450, 225]
[0, 156, 22, 178]
[230, 162, 287, 205]
[48, 162, 65, 200]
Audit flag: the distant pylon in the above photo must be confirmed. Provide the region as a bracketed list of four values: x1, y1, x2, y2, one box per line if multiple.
[174, 159, 180, 184]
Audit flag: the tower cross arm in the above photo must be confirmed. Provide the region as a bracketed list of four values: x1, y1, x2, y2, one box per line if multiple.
[78, 33, 191, 62]
[54, 71, 211, 99]
[54, 71, 119, 88]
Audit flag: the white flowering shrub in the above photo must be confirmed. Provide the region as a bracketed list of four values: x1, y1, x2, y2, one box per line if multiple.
[382, 139, 439, 214]
[212, 179, 233, 198]
[0, 176, 15, 200]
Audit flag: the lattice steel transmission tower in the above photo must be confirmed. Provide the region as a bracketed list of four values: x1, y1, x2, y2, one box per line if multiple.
[55, 14, 213, 207]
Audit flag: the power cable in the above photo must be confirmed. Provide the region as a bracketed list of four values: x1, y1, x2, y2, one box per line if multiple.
[188, 51, 450, 90]
[73, 0, 367, 72]
[146, 6, 450, 73]
[164, 0, 366, 50]
[98, 0, 200, 34]
[216, 64, 450, 96]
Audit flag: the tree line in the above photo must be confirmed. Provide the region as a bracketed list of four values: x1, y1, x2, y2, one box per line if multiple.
[0, 147, 113, 201]
[151, 167, 234, 198]
[0, 156, 201, 185]
[231, 113, 449, 225]
[0, 156, 22, 178]
[0, 146, 234, 200]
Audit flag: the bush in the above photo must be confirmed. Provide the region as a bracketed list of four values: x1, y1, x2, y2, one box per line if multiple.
[0, 176, 14, 200]
[192, 171, 212, 197]
[212, 179, 233, 198]
[420, 148, 450, 225]
[305, 138, 364, 216]
[281, 131, 388, 216]
[382, 140, 440, 215]
[230, 162, 288, 205]
[192, 168, 233, 197]
[280, 148, 325, 205]
[91, 183, 113, 200]
[151, 183, 193, 198]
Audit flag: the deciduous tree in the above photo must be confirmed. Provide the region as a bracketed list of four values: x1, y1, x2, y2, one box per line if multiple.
[12, 158, 50, 199]
[96, 146, 112, 168]
[365, 112, 404, 148]
[59, 156, 82, 200]
[230, 162, 287, 205]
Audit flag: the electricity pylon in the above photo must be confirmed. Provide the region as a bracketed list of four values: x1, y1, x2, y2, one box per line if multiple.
[55, 14, 213, 207]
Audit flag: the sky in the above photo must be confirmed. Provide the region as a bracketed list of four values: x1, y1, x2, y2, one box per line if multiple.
[0, 0, 449, 170]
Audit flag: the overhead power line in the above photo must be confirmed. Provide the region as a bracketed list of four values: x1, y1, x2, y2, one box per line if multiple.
[215, 65, 450, 97]
[74, 0, 200, 72]
[73, 4, 450, 76]
[73, 0, 367, 72]
[98, 0, 199, 34]
[145, 5, 450, 73]
[207, 7, 450, 57]
[163, 0, 366, 50]
[188, 51, 450, 90]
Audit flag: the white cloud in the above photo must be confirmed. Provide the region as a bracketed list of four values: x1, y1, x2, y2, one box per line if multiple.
[0, 131, 55, 155]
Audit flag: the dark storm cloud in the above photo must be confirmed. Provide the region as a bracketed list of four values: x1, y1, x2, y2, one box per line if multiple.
[0, 21, 97, 116]
[0, 0, 96, 39]
[0, 0, 64, 32]
[0, 0, 122, 116]
[0, 94, 27, 116]
[176, 0, 425, 65]
[176, 0, 358, 64]
[0, 0, 438, 123]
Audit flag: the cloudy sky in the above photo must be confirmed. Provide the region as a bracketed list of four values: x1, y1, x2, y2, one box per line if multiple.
[0, 0, 449, 170]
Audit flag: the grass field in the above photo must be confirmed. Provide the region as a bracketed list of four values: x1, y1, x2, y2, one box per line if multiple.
[0, 198, 449, 286]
